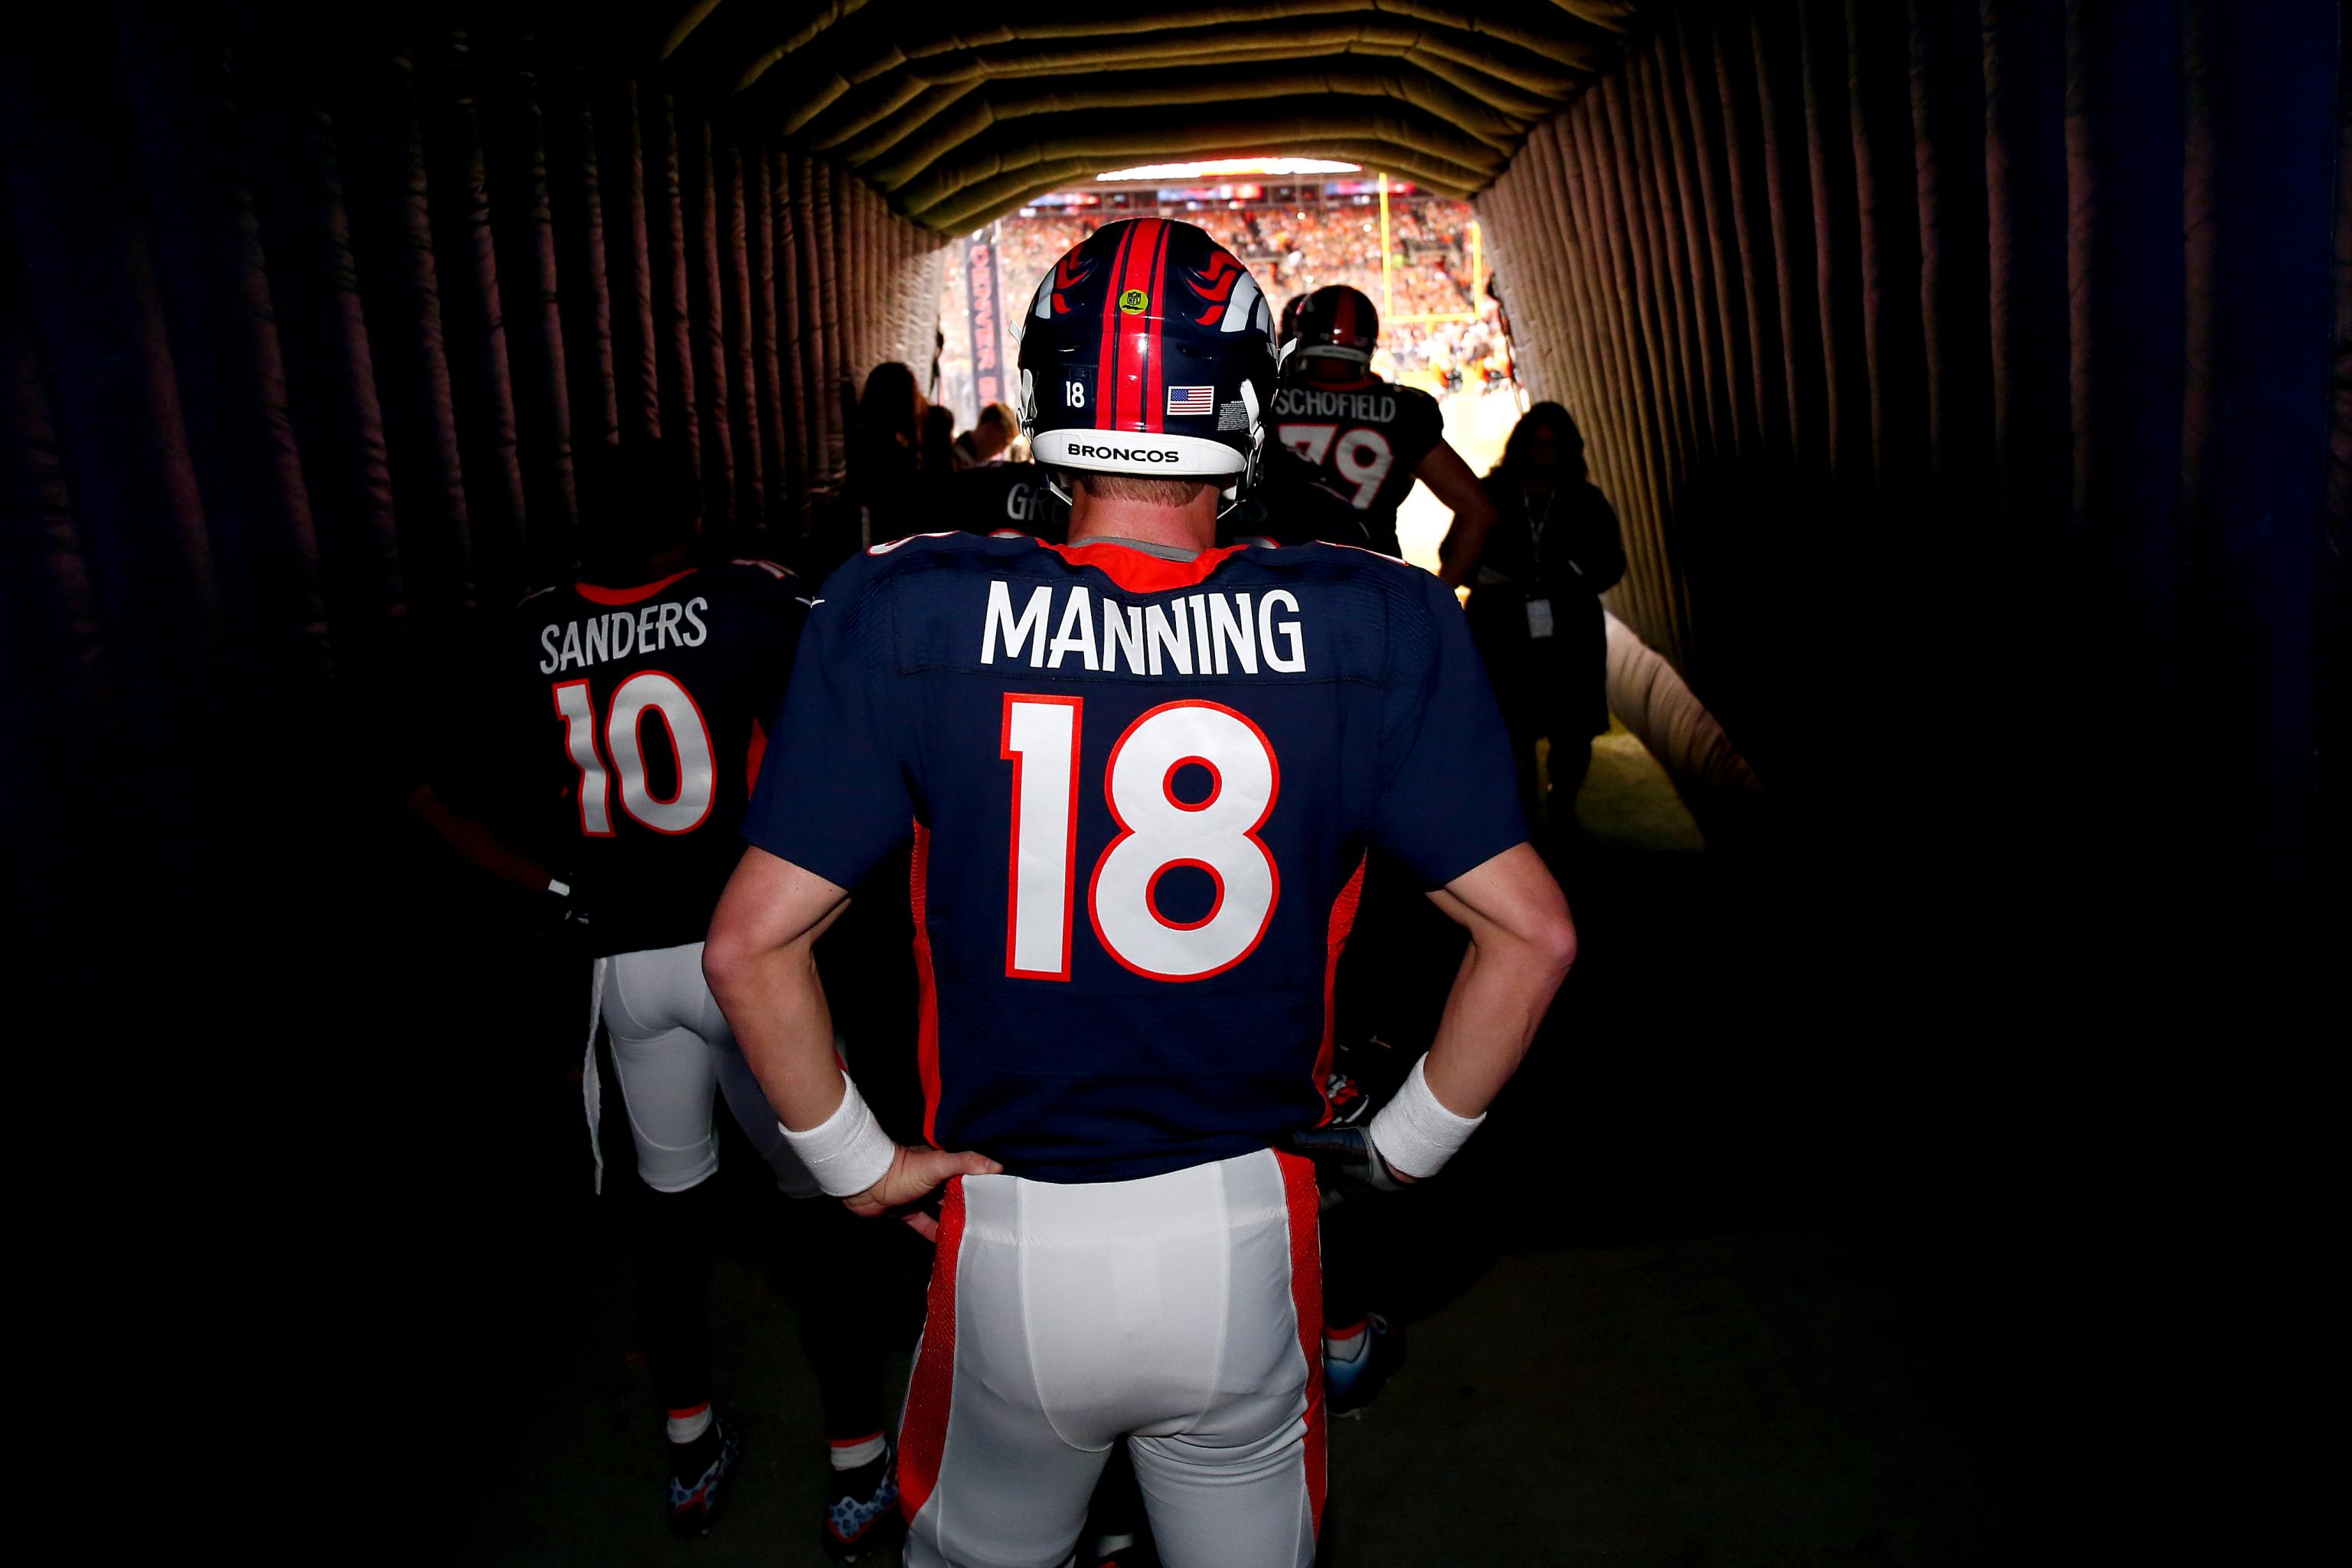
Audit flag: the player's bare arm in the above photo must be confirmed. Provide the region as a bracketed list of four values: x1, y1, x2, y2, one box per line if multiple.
[704, 846, 853, 1125]
[705, 846, 999, 1231]
[1420, 841, 1578, 1119]
[1423, 441, 1500, 590]
[1301, 843, 1573, 1191]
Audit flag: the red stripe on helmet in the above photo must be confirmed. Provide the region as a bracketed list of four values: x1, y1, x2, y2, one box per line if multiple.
[1106, 218, 1165, 432]
[1143, 220, 1171, 432]
[1094, 223, 1139, 431]
[1333, 286, 1357, 345]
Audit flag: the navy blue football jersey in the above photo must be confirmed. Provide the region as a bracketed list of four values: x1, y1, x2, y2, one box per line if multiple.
[743, 533, 1524, 1183]
[1270, 375, 1445, 557]
[948, 461, 1069, 543]
[511, 560, 806, 957]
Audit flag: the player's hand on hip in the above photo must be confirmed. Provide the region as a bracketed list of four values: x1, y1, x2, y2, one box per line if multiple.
[1289, 1122, 1414, 1199]
[844, 1144, 1002, 1239]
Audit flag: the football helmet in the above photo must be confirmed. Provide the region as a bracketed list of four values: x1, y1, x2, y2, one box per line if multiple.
[1290, 284, 1378, 368]
[1277, 292, 1308, 368]
[1016, 219, 1276, 503]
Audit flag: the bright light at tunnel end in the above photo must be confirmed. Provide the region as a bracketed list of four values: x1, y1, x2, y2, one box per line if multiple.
[1094, 157, 1364, 182]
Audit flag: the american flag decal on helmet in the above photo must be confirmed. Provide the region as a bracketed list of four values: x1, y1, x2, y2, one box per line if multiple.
[1165, 385, 1214, 416]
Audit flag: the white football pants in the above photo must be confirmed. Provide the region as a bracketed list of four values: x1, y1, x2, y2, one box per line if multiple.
[592, 941, 816, 1197]
[900, 1148, 1325, 1568]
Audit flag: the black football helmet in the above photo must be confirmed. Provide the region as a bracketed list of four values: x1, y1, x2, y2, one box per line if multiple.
[1290, 284, 1378, 369]
[1016, 219, 1276, 501]
[1277, 292, 1308, 368]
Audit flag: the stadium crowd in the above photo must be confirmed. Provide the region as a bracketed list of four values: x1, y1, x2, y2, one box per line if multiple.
[939, 195, 1508, 418]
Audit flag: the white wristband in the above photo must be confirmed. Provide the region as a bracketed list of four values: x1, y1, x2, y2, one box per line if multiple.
[777, 1072, 897, 1197]
[1367, 1055, 1487, 1180]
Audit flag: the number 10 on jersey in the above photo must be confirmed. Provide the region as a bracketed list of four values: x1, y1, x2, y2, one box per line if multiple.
[1001, 693, 1282, 983]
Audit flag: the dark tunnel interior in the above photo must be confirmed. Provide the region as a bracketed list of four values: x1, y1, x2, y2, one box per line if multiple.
[3, 3, 2342, 1562]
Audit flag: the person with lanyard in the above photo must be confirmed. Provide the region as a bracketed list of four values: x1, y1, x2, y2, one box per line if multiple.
[1449, 401, 1628, 828]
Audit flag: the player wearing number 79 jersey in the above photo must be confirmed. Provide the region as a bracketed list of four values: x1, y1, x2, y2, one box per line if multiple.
[706, 220, 1576, 1568]
[1272, 283, 1497, 583]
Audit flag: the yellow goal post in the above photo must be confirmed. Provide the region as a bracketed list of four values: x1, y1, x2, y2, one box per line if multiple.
[1377, 172, 1485, 327]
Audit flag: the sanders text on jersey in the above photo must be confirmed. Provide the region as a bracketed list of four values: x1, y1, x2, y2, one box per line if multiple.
[539, 597, 712, 673]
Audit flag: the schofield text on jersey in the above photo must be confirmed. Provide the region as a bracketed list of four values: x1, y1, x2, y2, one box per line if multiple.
[538, 597, 712, 673]
[1270, 386, 1400, 423]
[979, 580, 1308, 676]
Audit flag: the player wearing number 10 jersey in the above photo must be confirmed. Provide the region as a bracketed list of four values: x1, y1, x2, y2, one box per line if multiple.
[706, 221, 1576, 1568]
[484, 439, 903, 1553]
[518, 554, 802, 959]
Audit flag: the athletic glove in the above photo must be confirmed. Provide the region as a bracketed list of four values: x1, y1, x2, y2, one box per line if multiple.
[1288, 1121, 1407, 1199]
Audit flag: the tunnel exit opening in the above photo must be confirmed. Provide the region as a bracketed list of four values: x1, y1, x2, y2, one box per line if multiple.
[930, 163, 1514, 432]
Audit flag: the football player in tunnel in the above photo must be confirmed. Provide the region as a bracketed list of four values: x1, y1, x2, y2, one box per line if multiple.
[407, 437, 903, 1556]
[949, 455, 1070, 544]
[705, 218, 1576, 1568]
[1224, 291, 1379, 554]
[1273, 283, 1511, 1393]
[1273, 283, 1498, 582]
[1277, 289, 1308, 368]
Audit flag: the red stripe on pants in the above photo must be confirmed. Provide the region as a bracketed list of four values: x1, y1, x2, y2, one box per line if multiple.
[897, 1178, 966, 1523]
[1276, 1149, 1328, 1535]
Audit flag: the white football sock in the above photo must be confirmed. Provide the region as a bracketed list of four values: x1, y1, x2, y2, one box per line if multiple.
[828, 1430, 887, 1471]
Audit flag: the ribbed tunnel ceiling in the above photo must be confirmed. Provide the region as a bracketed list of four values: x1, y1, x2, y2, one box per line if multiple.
[653, 2, 1660, 231]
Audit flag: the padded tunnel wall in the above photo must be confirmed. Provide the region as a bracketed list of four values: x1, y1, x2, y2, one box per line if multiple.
[1, 12, 946, 973]
[1475, 0, 2342, 962]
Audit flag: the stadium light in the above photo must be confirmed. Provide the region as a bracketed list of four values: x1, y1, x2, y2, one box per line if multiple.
[1094, 157, 1362, 182]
